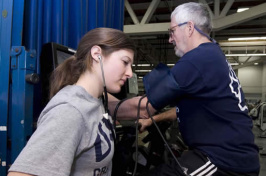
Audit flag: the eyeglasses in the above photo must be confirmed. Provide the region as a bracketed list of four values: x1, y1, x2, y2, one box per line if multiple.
[168, 22, 188, 37]
[168, 21, 217, 43]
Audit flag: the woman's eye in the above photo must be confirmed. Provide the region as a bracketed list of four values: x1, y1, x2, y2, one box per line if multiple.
[123, 60, 129, 65]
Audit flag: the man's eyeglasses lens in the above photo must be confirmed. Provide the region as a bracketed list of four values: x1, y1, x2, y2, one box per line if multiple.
[168, 22, 188, 37]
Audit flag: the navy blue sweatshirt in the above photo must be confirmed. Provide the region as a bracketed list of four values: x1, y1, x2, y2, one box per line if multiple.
[170, 42, 259, 173]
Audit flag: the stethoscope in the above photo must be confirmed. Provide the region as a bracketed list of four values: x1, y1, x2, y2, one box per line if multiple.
[98, 55, 108, 113]
[98, 55, 116, 142]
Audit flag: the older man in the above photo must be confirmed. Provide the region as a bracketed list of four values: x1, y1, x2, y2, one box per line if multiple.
[140, 2, 260, 176]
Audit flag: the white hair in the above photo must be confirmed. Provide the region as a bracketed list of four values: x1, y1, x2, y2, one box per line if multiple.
[171, 2, 212, 34]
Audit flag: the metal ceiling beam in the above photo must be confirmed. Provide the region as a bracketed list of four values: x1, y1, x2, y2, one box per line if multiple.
[125, 0, 139, 24]
[216, 28, 266, 35]
[124, 2, 266, 34]
[214, 0, 220, 18]
[126, 0, 266, 71]
[199, 0, 214, 18]
[232, 58, 266, 70]
[221, 46, 266, 51]
[220, 0, 234, 17]
[124, 22, 169, 35]
[213, 2, 266, 31]
[219, 41, 266, 46]
[140, 0, 160, 24]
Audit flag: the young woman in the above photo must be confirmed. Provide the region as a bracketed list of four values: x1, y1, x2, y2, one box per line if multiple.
[8, 27, 135, 176]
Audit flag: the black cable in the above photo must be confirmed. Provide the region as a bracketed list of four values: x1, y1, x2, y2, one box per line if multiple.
[133, 95, 147, 176]
[145, 100, 188, 176]
[103, 87, 108, 113]
[112, 97, 132, 129]
[112, 95, 187, 175]
[111, 95, 146, 176]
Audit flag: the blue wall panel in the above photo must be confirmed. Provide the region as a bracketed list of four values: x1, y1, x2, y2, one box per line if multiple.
[9, 46, 36, 163]
[0, 0, 14, 175]
[8, 0, 26, 168]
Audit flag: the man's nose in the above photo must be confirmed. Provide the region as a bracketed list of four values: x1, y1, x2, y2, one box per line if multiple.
[169, 35, 173, 43]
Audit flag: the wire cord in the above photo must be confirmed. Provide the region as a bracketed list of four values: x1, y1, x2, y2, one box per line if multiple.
[112, 95, 188, 176]
[113, 97, 132, 129]
[133, 95, 147, 176]
[145, 100, 188, 176]
[111, 95, 147, 176]
[98, 56, 108, 113]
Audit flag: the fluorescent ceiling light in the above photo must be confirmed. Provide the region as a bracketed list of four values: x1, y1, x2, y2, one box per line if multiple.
[254, 63, 259, 65]
[228, 37, 266, 41]
[132, 64, 153, 67]
[167, 64, 175, 66]
[134, 63, 175, 67]
[229, 63, 239, 66]
[225, 54, 266, 57]
[237, 8, 249, 12]
[135, 70, 151, 72]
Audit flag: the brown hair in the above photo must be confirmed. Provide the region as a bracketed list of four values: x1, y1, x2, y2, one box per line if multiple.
[49, 28, 135, 98]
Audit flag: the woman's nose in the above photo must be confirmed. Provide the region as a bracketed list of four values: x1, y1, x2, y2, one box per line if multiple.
[126, 66, 133, 78]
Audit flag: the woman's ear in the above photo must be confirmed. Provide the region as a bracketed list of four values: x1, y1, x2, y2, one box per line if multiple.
[91, 45, 102, 62]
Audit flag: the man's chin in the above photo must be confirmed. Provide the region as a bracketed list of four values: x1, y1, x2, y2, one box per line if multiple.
[174, 48, 184, 57]
[175, 51, 182, 57]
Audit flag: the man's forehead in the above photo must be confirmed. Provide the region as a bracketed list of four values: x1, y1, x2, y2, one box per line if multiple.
[170, 19, 177, 27]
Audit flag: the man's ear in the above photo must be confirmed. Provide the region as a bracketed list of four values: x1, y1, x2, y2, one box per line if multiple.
[91, 45, 102, 62]
[187, 21, 195, 37]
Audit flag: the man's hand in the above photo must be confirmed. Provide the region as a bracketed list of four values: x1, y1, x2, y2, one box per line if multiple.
[138, 108, 177, 133]
[138, 118, 153, 133]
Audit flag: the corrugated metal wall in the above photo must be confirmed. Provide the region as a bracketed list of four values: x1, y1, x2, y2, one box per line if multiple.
[0, 0, 125, 175]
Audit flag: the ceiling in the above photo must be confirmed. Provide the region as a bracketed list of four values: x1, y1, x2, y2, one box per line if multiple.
[123, 0, 266, 82]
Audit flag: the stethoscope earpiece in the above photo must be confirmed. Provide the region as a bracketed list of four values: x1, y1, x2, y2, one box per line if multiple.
[98, 55, 102, 60]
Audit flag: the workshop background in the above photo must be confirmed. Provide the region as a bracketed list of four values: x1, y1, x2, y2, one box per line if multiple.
[0, 0, 266, 176]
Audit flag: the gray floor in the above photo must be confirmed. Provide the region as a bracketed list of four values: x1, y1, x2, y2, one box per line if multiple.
[253, 125, 266, 176]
